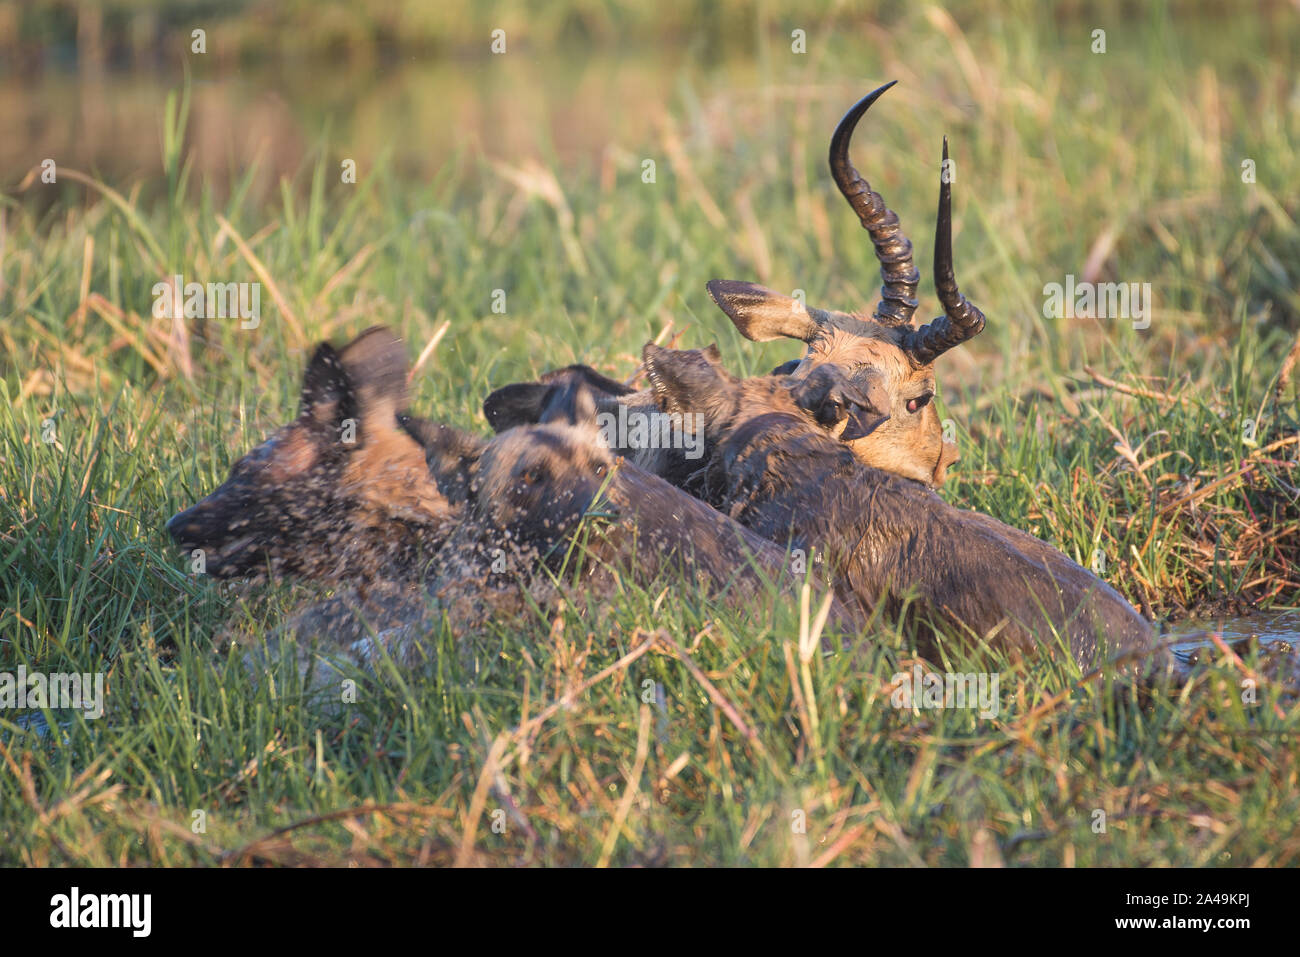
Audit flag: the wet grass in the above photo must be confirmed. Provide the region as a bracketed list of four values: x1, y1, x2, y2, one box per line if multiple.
[1, 2, 1299, 865]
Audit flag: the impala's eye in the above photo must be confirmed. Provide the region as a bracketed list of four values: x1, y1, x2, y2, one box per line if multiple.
[906, 393, 933, 414]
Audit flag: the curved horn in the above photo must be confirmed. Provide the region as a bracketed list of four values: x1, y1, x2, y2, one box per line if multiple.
[903, 137, 986, 364]
[829, 81, 920, 327]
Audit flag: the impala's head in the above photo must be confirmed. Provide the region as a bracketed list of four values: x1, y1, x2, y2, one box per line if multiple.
[641, 342, 888, 462]
[708, 81, 986, 488]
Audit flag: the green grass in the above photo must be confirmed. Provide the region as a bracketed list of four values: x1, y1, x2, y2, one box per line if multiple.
[2, 2, 1299, 866]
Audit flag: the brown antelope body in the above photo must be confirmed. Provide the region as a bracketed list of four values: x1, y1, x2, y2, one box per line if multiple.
[641, 344, 1161, 670]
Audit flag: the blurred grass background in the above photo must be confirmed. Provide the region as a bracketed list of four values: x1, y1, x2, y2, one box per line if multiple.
[0, 0, 1298, 866]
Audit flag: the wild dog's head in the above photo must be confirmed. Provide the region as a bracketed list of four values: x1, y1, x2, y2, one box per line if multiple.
[707, 81, 986, 488]
[480, 347, 885, 488]
[166, 327, 456, 581]
[641, 343, 882, 519]
[481, 364, 634, 434]
[468, 383, 614, 555]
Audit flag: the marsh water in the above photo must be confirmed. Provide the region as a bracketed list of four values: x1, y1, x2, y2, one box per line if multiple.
[6, 5, 1296, 200]
[1166, 610, 1300, 658]
[1, 52, 776, 199]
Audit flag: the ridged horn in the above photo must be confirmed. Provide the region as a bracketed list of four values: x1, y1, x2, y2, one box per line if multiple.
[829, 81, 920, 327]
[903, 137, 986, 364]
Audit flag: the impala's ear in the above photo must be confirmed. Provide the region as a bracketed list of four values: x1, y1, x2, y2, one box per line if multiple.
[707, 280, 822, 343]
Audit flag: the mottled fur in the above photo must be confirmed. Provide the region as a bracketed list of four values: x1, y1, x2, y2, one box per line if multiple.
[453, 382, 856, 628]
[168, 330, 853, 683]
[166, 327, 459, 583]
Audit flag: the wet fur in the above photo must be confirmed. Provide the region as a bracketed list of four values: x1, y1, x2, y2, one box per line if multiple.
[482, 351, 886, 489]
[642, 343, 1163, 670]
[166, 328, 459, 583]
[462, 383, 855, 627]
[168, 330, 852, 674]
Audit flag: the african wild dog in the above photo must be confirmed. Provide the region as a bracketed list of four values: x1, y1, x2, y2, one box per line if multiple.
[638, 343, 1163, 670]
[164, 327, 476, 679]
[166, 327, 459, 583]
[167, 328, 854, 655]
[483, 82, 982, 490]
[412, 381, 859, 633]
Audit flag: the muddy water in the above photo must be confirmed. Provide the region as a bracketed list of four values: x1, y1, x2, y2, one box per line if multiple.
[1165, 610, 1300, 657]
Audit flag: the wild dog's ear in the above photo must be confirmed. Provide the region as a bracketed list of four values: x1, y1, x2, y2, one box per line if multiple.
[836, 397, 891, 440]
[401, 415, 485, 464]
[642, 343, 730, 415]
[539, 364, 635, 397]
[299, 342, 359, 427]
[771, 358, 803, 377]
[483, 382, 556, 433]
[338, 327, 409, 433]
[706, 280, 823, 343]
[839, 406, 889, 441]
[485, 365, 634, 433]
[539, 381, 597, 427]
